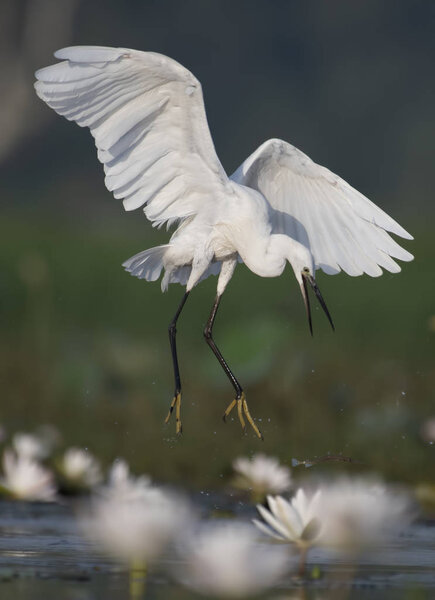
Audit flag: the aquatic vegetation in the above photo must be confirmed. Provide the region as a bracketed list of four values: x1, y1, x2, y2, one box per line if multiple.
[80, 464, 190, 565]
[175, 523, 287, 598]
[12, 432, 51, 461]
[101, 459, 153, 500]
[254, 489, 322, 575]
[0, 428, 419, 595]
[56, 447, 103, 493]
[317, 478, 411, 550]
[232, 453, 292, 501]
[0, 449, 57, 501]
[254, 490, 322, 545]
[253, 479, 410, 575]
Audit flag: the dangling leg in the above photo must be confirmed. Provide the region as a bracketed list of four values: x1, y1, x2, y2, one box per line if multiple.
[165, 291, 190, 434]
[203, 294, 263, 440]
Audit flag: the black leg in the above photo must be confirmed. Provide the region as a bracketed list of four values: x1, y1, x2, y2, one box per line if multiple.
[165, 291, 190, 433]
[203, 295, 242, 396]
[203, 295, 263, 439]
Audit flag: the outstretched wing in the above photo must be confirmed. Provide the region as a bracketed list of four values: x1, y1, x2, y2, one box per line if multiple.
[35, 46, 231, 228]
[231, 138, 413, 276]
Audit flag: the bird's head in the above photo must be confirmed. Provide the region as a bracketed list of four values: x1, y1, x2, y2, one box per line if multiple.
[288, 244, 334, 336]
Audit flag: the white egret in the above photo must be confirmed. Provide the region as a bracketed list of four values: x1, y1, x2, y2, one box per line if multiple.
[34, 46, 413, 439]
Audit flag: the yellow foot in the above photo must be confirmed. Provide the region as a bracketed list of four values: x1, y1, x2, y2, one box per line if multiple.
[222, 391, 263, 440]
[165, 392, 182, 434]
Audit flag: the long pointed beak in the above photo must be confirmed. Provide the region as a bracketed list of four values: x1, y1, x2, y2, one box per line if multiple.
[301, 271, 335, 335]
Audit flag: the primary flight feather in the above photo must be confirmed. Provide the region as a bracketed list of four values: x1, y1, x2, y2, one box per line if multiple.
[35, 46, 413, 438]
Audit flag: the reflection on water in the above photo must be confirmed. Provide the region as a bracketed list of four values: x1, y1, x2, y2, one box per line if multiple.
[0, 500, 433, 599]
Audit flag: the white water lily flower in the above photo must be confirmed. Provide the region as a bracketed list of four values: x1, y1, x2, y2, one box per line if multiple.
[81, 464, 190, 564]
[59, 447, 103, 490]
[12, 432, 51, 461]
[177, 523, 287, 598]
[254, 489, 322, 548]
[233, 454, 292, 500]
[0, 450, 56, 501]
[317, 479, 410, 550]
[102, 459, 152, 500]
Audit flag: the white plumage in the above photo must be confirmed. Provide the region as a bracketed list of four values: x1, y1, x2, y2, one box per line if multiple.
[231, 138, 412, 277]
[35, 46, 230, 231]
[34, 45, 412, 290]
[34, 46, 413, 437]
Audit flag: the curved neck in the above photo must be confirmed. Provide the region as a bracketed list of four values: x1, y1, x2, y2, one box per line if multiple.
[240, 234, 296, 278]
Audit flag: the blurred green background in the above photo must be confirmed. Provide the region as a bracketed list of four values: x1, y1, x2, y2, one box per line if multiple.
[1, 0, 434, 489]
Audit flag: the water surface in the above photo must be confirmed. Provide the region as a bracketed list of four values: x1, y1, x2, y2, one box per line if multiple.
[0, 500, 434, 599]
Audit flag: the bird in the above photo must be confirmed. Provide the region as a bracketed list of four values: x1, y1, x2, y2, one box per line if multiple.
[34, 46, 413, 439]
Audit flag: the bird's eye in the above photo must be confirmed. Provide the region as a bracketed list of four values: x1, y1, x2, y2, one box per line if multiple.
[302, 267, 310, 273]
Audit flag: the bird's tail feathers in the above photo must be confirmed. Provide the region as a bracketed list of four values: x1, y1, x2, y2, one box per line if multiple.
[161, 261, 222, 292]
[122, 245, 169, 281]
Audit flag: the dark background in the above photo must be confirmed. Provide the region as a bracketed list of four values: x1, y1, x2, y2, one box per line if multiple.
[1, 0, 434, 488]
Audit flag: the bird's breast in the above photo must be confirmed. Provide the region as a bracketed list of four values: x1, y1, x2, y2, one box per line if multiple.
[209, 225, 239, 261]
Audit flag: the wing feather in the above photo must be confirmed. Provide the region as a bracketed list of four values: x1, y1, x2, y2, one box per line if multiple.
[35, 45, 231, 227]
[231, 138, 413, 277]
